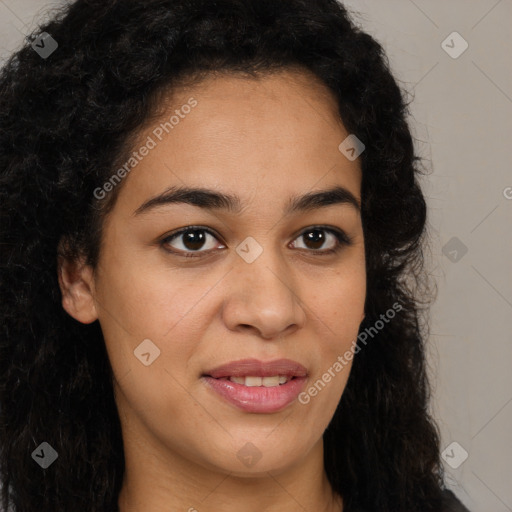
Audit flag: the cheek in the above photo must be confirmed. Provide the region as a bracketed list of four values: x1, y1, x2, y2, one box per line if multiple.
[96, 248, 218, 341]
[94, 260, 207, 387]
[305, 263, 365, 395]
[308, 267, 366, 337]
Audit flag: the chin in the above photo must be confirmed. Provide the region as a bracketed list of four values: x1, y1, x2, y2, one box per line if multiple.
[203, 433, 312, 477]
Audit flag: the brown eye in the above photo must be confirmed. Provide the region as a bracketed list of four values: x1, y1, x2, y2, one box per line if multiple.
[290, 227, 352, 254]
[180, 229, 208, 251]
[160, 225, 351, 258]
[161, 227, 225, 255]
[302, 229, 328, 250]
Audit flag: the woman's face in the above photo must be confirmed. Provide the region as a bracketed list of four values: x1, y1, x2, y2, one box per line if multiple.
[66, 69, 366, 476]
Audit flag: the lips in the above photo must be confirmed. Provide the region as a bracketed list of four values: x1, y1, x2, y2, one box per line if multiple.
[203, 358, 308, 379]
[202, 358, 308, 413]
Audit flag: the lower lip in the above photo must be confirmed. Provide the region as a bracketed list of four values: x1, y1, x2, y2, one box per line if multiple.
[202, 376, 307, 413]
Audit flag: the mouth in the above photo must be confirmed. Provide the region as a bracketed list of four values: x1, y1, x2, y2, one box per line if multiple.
[210, 375, 296, 386]
[201, 358, 308, 413]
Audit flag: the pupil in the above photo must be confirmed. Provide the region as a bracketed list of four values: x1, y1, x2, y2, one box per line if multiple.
[305, 229, 324, 249]
[184, 230, 205, 250]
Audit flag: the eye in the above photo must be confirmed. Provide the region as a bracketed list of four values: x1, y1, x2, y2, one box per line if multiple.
[290, 226, 352, 254]
[160, 225, 352, 258]
[161, 226, 225, 257]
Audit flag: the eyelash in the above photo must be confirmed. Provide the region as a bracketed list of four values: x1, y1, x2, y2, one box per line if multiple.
[159, 225, 353, 259]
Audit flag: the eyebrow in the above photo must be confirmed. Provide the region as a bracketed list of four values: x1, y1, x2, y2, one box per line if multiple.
[133, 184, 361, 216]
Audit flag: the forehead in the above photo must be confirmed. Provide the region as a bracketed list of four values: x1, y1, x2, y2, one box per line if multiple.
[112, 68, 362, 216]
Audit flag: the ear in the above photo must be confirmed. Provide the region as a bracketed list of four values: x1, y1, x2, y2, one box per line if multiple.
[57, 240, 98, 324]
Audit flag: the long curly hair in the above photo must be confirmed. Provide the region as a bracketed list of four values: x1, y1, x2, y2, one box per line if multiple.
[0, 0, 445, 510]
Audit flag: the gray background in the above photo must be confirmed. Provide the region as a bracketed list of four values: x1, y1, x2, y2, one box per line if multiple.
[1, 1, 511, 510]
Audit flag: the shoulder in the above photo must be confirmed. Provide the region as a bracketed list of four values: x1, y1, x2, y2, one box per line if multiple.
[440, 489, 471, 512]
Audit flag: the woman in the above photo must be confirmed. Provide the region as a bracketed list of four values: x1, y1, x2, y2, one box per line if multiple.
[0, 0, 470, 510]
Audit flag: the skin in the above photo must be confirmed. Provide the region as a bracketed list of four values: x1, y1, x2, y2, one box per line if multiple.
[58, 68, 366, 512]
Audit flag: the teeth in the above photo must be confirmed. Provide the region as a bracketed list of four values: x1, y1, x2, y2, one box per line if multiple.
[228, 375, 290, 387]
[246, 376, 262, 387]
[262, 376, 280, 387]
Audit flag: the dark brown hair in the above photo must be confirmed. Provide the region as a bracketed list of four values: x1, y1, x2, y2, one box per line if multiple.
[0, 0, 446, 510]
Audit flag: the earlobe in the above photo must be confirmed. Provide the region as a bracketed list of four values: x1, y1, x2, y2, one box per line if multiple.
[57, 251, 98, 324]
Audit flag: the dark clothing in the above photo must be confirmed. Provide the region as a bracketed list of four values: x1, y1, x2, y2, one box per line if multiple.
[441, 489, 471, 511]
[348, 489, 470, 511]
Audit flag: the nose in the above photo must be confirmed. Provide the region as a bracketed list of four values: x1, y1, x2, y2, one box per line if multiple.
[221, 249, 306, 340]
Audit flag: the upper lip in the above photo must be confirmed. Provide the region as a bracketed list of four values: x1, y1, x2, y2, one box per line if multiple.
[203, 358, 308, 379]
